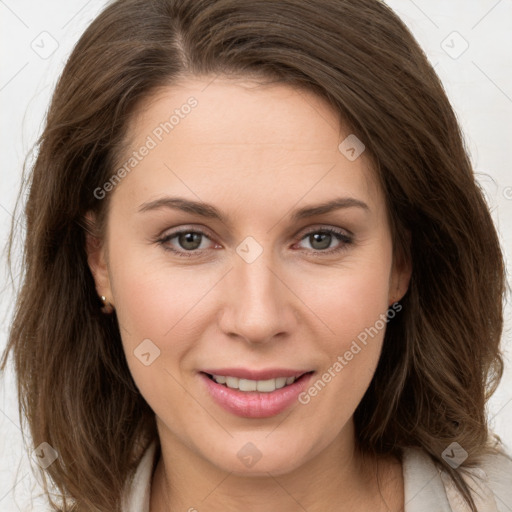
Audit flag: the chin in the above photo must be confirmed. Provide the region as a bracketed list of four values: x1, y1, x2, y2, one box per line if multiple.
[202, 436, 314, 476]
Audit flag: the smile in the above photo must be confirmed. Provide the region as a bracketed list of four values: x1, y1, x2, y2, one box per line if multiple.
[209, 374, 298, 392]
[199, 369, 314, 418]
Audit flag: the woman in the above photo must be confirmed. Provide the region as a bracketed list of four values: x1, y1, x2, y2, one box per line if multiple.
[1, 0, 511, 511]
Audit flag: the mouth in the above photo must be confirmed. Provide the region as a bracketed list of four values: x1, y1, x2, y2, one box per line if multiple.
[199, 370, 315, 418]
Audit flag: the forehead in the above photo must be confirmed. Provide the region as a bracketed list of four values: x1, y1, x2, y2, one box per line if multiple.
[113, 76, 382, 211]
[127, 77, 342, 150]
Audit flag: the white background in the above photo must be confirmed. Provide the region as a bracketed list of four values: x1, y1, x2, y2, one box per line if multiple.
[0, 1, 511, 510]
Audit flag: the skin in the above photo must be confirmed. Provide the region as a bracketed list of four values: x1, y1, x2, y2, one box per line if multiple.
[86, 76, 411, 511]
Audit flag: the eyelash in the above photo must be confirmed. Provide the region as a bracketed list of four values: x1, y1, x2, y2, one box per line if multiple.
[156, 227, 353, 258]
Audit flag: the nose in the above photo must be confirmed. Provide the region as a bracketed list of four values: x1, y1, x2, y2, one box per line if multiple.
[218, 249, 298, 345]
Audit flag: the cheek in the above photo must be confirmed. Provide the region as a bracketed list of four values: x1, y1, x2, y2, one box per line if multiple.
[107, 238, 218, 386]
[294, 252, 393, 410]
[298, 255, 392, 349]
[110, 254, 210, 416]
[107, 226, 212, 336]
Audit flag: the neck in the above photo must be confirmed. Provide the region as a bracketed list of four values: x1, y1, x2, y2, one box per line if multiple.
[150, 420, 404, 512]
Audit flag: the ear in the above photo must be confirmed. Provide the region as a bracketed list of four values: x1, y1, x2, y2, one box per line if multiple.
[84, 211, 114, 308]
[388, 230, 412, 306]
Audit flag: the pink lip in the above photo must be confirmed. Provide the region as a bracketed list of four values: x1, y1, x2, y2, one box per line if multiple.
[199, 371, 314, 418]
[201, 367, 308, 380]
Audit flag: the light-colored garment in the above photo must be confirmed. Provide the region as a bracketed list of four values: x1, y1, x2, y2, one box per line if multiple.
[122, 440, 512, 512]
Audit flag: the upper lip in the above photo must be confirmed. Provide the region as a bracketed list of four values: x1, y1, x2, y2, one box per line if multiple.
[201, 368, 312, 380]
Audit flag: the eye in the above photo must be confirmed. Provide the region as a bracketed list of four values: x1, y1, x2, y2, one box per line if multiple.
[157, 228, 218, 258]
[294, 227, 353, 255]
[156, 226, 353, 258]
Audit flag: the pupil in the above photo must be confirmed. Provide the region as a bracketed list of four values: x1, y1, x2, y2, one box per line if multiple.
[180, 232, 201, 250]
[311, 233, 331, 250]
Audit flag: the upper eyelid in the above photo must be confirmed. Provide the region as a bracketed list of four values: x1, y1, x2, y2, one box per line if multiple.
[159, 223, 351, 236]
[159, 225, 216, 242]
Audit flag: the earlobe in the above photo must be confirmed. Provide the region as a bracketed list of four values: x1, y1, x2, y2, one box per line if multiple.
[84, 212, 114, 311]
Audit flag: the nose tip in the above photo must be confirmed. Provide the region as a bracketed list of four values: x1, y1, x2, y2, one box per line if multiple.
[218, 258, 297, 345]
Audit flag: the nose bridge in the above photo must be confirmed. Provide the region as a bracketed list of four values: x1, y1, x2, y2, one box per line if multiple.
[220, 240, 295, 343]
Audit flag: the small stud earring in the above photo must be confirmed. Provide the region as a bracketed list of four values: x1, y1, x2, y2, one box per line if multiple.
[100, 295, 114, 314]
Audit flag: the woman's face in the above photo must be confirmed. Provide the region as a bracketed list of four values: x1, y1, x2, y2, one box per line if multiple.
[87, 76, 410, 475]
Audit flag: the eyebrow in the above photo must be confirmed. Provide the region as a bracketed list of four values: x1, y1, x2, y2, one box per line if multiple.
[138, 196, 369, 222]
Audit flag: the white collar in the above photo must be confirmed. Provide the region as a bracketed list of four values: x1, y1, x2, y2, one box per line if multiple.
[122, 440, 158, 512]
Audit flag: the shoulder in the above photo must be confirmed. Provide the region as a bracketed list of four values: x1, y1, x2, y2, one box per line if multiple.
[402, 442, 512, 512]
[468, 443, 512, 511]
[402, 446, 453, 511]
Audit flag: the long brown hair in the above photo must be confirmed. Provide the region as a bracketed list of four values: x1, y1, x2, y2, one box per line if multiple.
[1, 0, 506, 510]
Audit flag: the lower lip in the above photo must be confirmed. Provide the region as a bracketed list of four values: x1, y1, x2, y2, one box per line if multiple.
[200, 372, 314, 418]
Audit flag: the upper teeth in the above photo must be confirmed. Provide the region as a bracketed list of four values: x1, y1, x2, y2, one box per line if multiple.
[212, 375, 297, 392]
